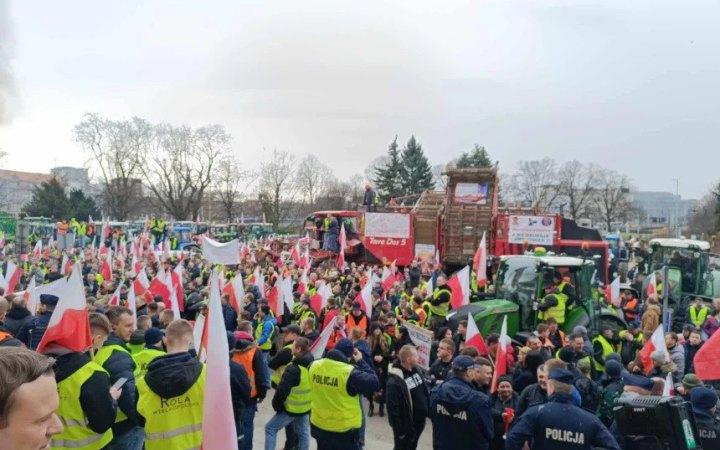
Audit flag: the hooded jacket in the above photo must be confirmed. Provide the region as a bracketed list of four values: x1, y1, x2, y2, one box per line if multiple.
[271, 350, 314, 415]
[515, 383, 548, 419]
[386, 362, 430, 432]
[430, 375, 494, 450]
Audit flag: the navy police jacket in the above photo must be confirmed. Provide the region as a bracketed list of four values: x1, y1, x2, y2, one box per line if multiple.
[430, 375, 493, 450]
[506, 393, 620, 450]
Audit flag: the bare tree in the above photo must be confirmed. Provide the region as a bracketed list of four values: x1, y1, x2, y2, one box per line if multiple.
[431, 163, 449, 190]
[213, 154, 253, 222]
[257, 149, 299, 228]
[505, 158, 562, 210]
[140, 123, 229, 220]
[74, 113, 148, 220]
[364, 156, 387, 182]
[296, 154, 333, 207]
[593, 171, 634, 231]
[558, 160, 601, 219]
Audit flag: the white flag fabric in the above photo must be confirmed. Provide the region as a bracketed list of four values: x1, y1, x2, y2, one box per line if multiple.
[201, 236, 240, 265]
[193, 313, 206, 356]
[609, 277, 621, 306]
[662, 372, 673, 397]
[281, 276, 294, 311]
[25, 277, 37, 315]
[201, 272, 237, 450]
[128, 286, 138, 329]
[310, 316, 338, 360]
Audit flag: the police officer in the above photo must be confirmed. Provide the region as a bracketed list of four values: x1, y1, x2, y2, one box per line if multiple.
[506, 368, 620, 450]
[136, 320, 204, 449]
[430, 355, 493, 450]
[691, 387, 720, 448]
[17, 293, 58, 350]
[309, 338, 379, 450]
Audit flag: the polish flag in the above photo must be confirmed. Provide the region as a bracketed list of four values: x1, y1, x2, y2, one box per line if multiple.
[473, 232, 488, 289]
[168, 284, 182, 321]
[108, 285, 122, 307]
[101, 248, 113, 282]
[25, 278, 37, 315]
[281, 276, 295, 311]
[381, 263, 400, 292]
[240, 243, 250, 260]
[253, 266, 265, 295]
[639, 325, 669, 375]
[132, 254, 142, 276]
[297, 268, 309, 295]
[101, 218, 111, 241]
[290, 242, 302, 267]
[490, 315, 510, 393]
[133, 268, 150, 295]
[310, 281, 332, 315]
[425, 275, 434, 298]
[267, 280, 282, 320]
[448, 266, 471, 309]
[607, 276, 621, 307]
[465, 312, 488, 355]
[127, 285, 138, 329]
[62, 254, 74, 276]
[148, 272, 172, 305]
[37, 265, 92, 354]
[310, 316, 338, 360]
[693, 323, 720, 381]
[4, 261, 22, 294]
[99, 239, 108, 257]
[356, 271, 373, 317]
[662, 372, 674, 397]
[222, 272, 245, 314]
[337, 223, 347, 270]
[32, 240, 42, 258]
[171, 263, 185, 311]
[201, 272, 237, 450]
[193, 312, 206, 356]
[646, 272, 657, 298]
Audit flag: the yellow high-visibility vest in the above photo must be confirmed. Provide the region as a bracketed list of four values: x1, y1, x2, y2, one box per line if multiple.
[285, 365, 312, 414]
[309, 358, 361, 432]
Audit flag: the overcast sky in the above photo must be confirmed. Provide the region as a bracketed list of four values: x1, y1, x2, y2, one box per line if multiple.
[1, 0, 719, 198]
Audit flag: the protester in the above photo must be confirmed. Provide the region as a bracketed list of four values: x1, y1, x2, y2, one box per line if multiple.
[490, 375, 518, 450]
[233, 323, 270, 450]
[0, 347, 63, 450]
[690, 387, 720, 447]
[132, 328, 165, 379]
[429, 337, 455, 384]
[515, 363, 548, 418]
[386, 345, 430, 450]
[17, 293, 57, 350]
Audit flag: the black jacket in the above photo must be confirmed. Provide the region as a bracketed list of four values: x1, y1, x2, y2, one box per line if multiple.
[3, 305, 32, 336]
[386, 362, 430, 432]
[100, 334, 138, 435]
[429, 358, 452, 384]
[53, 352, 116, 434]
[694, 408, 720, 448]
[229, 360, 252, 434]
[515, 383, 547, 419]
[272, 350, 314, 415]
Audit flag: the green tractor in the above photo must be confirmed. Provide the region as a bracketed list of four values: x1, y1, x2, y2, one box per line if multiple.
[449, 253, 626, 342]
[642, 238, 720, 331]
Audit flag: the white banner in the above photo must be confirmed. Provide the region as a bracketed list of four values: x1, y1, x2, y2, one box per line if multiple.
[202, 236, 240, 265]
[508, 215, 555, 246]
[404, 322, 434, 370]
[364, 213, 410, 239]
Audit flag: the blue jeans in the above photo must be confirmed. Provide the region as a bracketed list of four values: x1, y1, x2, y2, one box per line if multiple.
[109, 426, 144, 450]
[260, 350, 272, 388]
[358, 397, 366, 445]
[265, 412, 309, 450]
[240, 399, 258, 450]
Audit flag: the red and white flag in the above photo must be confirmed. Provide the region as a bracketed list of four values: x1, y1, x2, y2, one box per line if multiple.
[297, 268, 309, 296]
[62, 254, 74, 275]
[193, 312, 206, 356]
[133, 268, 150, 295]
[490, 315, 510, 393]
[281, 276, 295, 311]
[465, 312, 488, 355]
[448, 266, 471, 309]
[171, 263, 185, 311]
[646, 272, 657, 297]
[473, 232, 488, 289]
[222, 272, 245, 314]
[337, 223, 347, 270]
[132, 254, 142, 276]
[108, 285, 122, 307]
[32, 240, 42, 258]
[381, 262, 400, 292]
[24, 278, 37, 315]
[662, 372, 674, 397]
[310, 281, 332, 315]
[101, 248, 113, 282]
[4, 261, 22, 294]
[148, 272, 172, 306]
[639, 325, 669, 375]
[290, 242, 302, 267]
[694, 322, 720, 381]
[310, 315, 338, 360]
[201, 272, 237, 450]
[356, 271, 373, 317]
[607, 276, 621, 306]
[127, 285, 138, 329]
[101, 217, 111, 241]
[37, 265, 92, 354]
[253, 266, 265, 296]
[267, 279, 283, 320]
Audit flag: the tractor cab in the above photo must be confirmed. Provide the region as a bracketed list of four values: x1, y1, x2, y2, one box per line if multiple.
[646, 238, 714, 298]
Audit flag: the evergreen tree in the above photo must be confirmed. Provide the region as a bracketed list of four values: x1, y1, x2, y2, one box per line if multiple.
[22, 178, 68, 219]
[373, 136, 405, 200]
[456, 144, 493, 168]
[67, 189, 100, 221]
[400, 135, 434, 195]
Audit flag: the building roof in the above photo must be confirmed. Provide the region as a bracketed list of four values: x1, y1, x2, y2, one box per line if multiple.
[0, 169, 54, 184]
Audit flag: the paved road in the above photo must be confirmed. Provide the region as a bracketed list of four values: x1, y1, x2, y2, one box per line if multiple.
[252, 397, 434, 449]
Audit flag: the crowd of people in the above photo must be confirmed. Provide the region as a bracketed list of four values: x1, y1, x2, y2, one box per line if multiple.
[0, 228, 719, 450]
